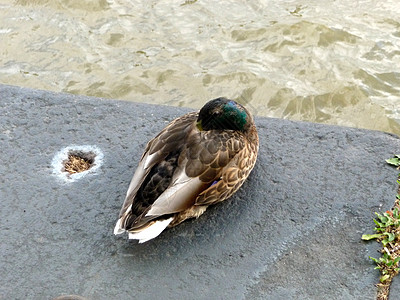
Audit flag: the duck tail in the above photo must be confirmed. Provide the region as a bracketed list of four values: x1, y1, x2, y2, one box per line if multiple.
[128, 217, 174, 243]
[113, 217, 125, 235]
[114, 216, 174, 244]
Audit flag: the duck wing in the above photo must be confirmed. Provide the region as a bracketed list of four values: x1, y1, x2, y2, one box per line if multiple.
[194, 129, 258, 206]
[115, 112, 201, 232]
[146, 129, 256, 216]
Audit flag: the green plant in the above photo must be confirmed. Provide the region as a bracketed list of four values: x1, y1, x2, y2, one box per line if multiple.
[362, 208, 400, 240]
[362, 155, 400, 299]
[386, 155, 400, 167]
[362, 208, 400, 282]
[369, 254, 400, 283]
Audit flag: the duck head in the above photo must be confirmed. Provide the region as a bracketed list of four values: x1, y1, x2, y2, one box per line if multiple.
[197, 97, 254, 132]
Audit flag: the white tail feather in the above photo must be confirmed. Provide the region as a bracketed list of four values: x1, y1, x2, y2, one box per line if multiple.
[113, 218, 125, 235]
[127, 217, 174, 243]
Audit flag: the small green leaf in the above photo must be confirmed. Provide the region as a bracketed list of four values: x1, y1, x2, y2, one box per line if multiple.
[386, 157, 400, 166]
[362, 234, 383, 240]
[376, 213, 389, 224]
[370, 256, 379, 263]
[394, 207, 399, 218]
[384, 232, 396, 242]
[379, 216, 389, 224]
[381, 274, 390, 282]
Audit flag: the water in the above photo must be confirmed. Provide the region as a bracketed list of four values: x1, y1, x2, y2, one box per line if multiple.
[1, 0, 400, 136]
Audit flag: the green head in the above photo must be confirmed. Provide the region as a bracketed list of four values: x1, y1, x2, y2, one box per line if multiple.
[197, 97, 253, 132]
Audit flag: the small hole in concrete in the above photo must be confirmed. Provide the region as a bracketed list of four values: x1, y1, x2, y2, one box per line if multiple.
[52, 145, 104, 183]
[63, 151, 95, 174]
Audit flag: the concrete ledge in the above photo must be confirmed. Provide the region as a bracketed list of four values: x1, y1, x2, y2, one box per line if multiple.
[1, 84, 399, 299]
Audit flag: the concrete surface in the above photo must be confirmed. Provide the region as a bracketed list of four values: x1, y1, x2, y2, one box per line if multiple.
[1, 84, 400, 300]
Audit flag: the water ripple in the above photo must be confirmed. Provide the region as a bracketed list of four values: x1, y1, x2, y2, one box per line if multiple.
[0, 0, 399, 135]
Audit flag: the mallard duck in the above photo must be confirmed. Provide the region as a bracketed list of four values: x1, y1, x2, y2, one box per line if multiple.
[114, 97, 259, 243]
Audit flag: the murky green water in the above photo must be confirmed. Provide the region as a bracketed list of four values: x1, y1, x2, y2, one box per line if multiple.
[1, 0, 400, 136]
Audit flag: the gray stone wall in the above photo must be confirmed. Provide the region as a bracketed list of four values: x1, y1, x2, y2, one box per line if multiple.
[1, 84, 399, 299]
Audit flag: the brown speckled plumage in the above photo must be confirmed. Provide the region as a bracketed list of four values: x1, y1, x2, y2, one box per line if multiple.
[114, 97, 259, 242]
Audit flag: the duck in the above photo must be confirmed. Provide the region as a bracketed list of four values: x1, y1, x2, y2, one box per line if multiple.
[114, 97, 259, 243]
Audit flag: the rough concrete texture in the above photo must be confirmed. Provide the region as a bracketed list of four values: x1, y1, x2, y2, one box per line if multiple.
[1, 84, 400, 300]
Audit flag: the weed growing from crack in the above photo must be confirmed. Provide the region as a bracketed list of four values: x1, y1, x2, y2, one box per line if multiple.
[362, 155, 400, 300]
